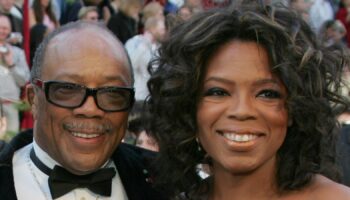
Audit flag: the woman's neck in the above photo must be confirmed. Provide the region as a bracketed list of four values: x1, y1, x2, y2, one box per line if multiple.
[209, 157, 280, 200]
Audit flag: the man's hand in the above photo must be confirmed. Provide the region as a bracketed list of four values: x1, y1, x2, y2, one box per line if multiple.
[1, 44, 14, 68]
[7, 32, 23, 45]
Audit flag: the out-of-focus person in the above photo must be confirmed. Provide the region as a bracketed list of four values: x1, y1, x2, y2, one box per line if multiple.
[0, 14, 29, 134]
[336, 0, 350, 47]
[319, 19, 347, 49]
[78, 6, 99, 22]
[29, 0, 59, 32]
[107, 0, 142, 44]
[0, 0, 23, 46]
[184, 0, 202, 13]
[177, 5, 192, 21]
[309, 0, 334, 33]
[127, 101, 159, 152]
[125, 16, 166, 101]
[136, 131, 159, 152]
[142, 1, 164, 24]
[289, 0, 314, 22]
[141, 1, 164, 32]
[30, 24, 48, 65]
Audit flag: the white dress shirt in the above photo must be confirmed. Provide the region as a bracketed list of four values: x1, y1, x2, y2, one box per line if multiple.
[13, 141, 128, 200]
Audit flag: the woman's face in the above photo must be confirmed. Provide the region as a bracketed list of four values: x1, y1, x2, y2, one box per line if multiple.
[196, 40, 288, 175]
[40, 0, 50, 8]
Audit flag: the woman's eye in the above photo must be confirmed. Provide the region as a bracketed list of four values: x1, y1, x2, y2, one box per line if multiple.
[204, 87, 229, 96]
[257, 89, 282, 99]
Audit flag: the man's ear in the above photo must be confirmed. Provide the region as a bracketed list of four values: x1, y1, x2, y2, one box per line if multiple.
[26, 84, 35, 105]
[26, 84, 38, 120]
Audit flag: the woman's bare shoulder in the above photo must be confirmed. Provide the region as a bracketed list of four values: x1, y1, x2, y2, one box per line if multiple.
[307, 175, 350, 200]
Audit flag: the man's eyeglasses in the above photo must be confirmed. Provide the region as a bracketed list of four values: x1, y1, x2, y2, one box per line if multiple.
[32, 79, 135, 112]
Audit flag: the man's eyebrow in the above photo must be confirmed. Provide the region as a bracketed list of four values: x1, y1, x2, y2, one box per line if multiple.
[104, 75, 130, 84]
[52, 73, 82, 81]
[52, 74, 130, 84]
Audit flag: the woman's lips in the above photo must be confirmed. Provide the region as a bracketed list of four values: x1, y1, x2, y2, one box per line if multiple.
[216, 130, 265, 151]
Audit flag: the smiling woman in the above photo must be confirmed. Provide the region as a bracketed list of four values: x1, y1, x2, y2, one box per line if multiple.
[196, 40, 289, 178]
[146, 2, 350, 200]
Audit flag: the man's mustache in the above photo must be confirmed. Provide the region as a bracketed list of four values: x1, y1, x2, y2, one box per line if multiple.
[63, 122, 113, 133]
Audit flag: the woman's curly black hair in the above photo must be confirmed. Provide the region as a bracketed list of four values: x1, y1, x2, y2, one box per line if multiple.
[146, 3, 349, 198]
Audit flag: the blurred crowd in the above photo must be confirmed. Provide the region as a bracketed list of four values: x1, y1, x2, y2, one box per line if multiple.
[0, 0, 350, 156]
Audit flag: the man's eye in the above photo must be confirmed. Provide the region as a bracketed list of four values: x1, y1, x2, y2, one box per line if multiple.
[60, 84, 78, 90]
[257, 89, 282, 99]
[51, 83, 80, 93]
[204, 87, 229, 96]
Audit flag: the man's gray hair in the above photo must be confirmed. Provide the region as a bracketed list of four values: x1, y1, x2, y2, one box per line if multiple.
[30, 21, 134, 84]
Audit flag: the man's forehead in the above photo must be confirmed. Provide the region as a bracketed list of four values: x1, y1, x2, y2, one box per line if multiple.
[49, 28, 123, 52]
[45, 28, 129, 66]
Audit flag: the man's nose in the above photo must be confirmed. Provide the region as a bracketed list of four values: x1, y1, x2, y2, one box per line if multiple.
[72, 96, 105, 118]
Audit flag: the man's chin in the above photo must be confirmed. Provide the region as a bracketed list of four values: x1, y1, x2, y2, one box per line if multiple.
[64, 163, 104, 175]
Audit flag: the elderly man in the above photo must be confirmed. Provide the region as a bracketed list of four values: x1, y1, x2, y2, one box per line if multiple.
[0, 22, 165, 200]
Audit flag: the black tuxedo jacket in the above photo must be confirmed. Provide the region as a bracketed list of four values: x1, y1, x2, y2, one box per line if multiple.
[0, 129, 167, 200]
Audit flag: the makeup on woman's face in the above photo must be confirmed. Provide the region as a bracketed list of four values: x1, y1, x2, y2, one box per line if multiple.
[196, 40, 288, 175]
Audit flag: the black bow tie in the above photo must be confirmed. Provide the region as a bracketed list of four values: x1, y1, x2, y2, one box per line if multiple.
[30, 148, 116, 199]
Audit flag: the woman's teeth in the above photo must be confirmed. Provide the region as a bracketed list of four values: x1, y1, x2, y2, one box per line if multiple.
[223, 133, 258, 142]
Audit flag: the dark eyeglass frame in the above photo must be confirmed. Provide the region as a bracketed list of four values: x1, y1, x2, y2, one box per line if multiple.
[32, 79, 135, 112]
